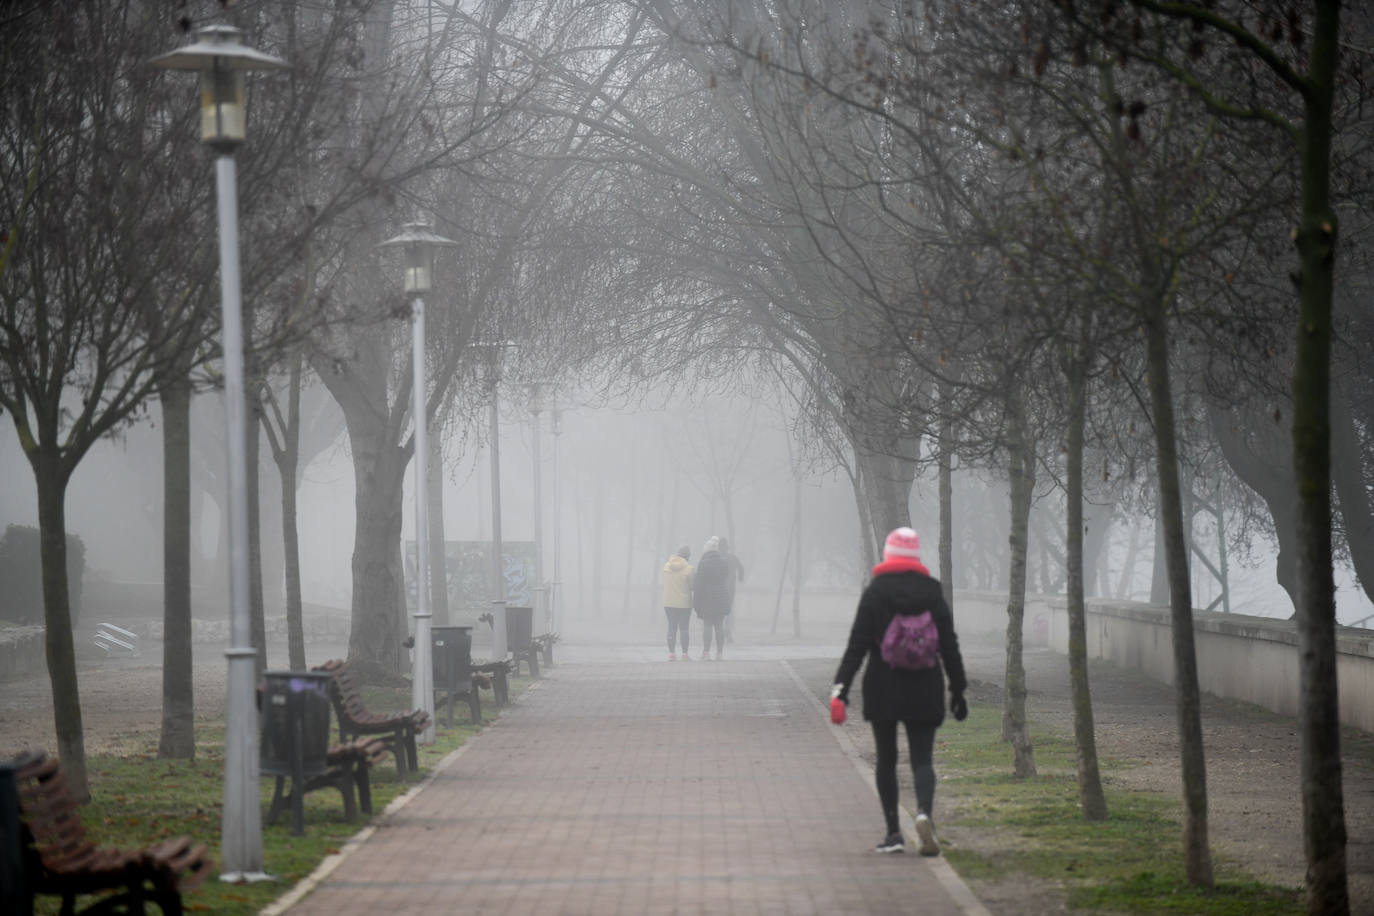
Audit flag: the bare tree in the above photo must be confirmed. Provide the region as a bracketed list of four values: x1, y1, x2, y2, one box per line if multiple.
[0, 1, 221, 796]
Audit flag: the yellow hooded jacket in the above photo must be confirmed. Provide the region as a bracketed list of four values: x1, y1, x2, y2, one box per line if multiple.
[662, 555, 694, 609]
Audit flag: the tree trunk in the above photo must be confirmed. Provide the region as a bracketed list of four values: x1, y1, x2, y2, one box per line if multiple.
[246, 401, 267, 677]
[792, 469, 803, 637]
[346, 421, 407, 674]
[858, 446, 915, 547]
[280, 453, 304, 670]
[427, 428, 450, 627]
[1082, 498, 1111, 600]
[1002, 399, 1037, 779]
[1150, 513, 1169, 604]
[938, 403, 954, 608]
[650, 481, 663, 626]
[1143, 292, 1213, 887]
[35, 460, 88, 799]
[159, 378, 196, 758]
[1115, 520, 1141, 600]
[851, 461, 878, 576]
[1065, 350, 1107, 820]
[621, 457, 638, 618]
[592, 472, 604, 617]
[1292, 6, 1348, 909]
[1208, 401, 1299, 611]
[1331, 386, 1374, 610]
[261, 353, 307, 671]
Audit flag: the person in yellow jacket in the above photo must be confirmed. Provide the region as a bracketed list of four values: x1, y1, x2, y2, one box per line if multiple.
[662, 546, 694, 661]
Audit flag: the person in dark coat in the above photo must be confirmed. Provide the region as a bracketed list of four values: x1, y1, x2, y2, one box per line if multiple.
[718, 536, 745, 643]
[832, 526, 968, 856]
[693, 536, 732, 660]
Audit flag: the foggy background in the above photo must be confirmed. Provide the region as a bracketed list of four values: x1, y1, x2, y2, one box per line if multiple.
[4, 377, 1369, 659]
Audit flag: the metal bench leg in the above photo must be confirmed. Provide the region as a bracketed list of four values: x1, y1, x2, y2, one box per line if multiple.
[336, 766, 358, 822]
[404, 731, 419, 777]
[355, 763, 373, 815]
[266, 776, 289, 826]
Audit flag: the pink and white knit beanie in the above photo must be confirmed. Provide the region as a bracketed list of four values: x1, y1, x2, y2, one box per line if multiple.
[883, 527, 921, 560]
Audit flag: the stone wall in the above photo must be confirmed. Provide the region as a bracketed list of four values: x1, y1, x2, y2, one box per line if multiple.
[956, 590, 1374, 734]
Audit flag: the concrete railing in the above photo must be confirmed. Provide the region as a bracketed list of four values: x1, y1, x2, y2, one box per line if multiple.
[955, 590, 1374, 734]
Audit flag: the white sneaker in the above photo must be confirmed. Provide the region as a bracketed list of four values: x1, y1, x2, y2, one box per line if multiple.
[915, 813, 940, 856]
[874, 832, 904, 854]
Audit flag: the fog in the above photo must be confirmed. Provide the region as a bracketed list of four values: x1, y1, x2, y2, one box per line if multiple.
[3, 380, 1370, 637]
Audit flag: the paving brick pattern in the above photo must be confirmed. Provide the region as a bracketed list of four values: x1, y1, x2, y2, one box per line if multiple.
[280, 659, 979, 915]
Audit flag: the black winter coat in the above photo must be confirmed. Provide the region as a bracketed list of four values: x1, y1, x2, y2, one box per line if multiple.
[693, 550, 732, 620]
[833, 569, 967, 724]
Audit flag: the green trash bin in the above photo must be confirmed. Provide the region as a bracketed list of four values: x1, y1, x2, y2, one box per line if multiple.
[506, 605, 538, 677]
[260, 671, 333, 835]
[432, 626, 477, 725]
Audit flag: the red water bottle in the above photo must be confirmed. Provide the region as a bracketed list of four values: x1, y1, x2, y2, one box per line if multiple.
[830, 685, 847, 724]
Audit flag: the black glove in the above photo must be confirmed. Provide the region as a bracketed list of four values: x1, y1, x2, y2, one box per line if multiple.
[950, 692, 968, 722]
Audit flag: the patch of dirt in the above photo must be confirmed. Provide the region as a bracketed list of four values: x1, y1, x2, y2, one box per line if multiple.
[1, 638, 232, 758]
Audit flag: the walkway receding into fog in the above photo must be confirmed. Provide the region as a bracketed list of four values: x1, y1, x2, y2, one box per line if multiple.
[273, 650, 987, 915]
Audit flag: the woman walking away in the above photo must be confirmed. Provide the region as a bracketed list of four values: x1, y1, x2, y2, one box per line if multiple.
[693, 536, 731, 660]
[831, 527, 967, 855]
[662, 546, 694, 661]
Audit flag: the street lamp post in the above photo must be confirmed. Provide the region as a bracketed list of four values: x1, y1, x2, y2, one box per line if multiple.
[151, 24, 286, 883]
[551, 407, 563, 634]
[488, 366, 508, 663]
[528, 383, 547, 634]
[468, 342, 512, 662]
[379, 222, 458, 747]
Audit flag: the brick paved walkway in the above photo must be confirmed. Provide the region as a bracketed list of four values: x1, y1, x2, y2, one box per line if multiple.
[271, 658, 989, 915]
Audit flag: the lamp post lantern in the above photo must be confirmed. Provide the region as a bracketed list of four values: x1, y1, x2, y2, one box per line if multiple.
[151, 23, 286, 883]
[379, 222, 459, 747]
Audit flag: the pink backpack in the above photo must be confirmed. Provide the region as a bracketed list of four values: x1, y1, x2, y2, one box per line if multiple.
[880, 611, 940, 670]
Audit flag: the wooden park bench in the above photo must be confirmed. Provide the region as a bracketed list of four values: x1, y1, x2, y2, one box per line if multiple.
[532, 633, 559, 669]
[510, 641, 541, 678]
[313, 659, 431, 781]
[504, 605, 542, 678]
[12, 750, 213, 915]
[264, 737, 388, 832]
[472, 659, 513, 707]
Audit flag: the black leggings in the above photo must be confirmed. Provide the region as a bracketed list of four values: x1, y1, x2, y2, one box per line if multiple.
[870, 720, 937, 834]
[665, 607, 692, 652]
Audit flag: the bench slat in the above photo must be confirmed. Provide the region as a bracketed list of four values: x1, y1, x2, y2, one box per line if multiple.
[13, 751, 214, 912]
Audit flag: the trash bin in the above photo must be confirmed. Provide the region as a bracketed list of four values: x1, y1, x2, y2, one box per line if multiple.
[506, 605, 539, 677]
[260, 671, 333, 835]
[0, 763, 25, 916]
[506, 605, 532, 651]
[431, 626, 474, 725]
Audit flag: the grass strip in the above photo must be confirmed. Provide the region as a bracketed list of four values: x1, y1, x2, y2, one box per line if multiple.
[937, 703, 1302, 915]
[30, 674, 535, 915]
